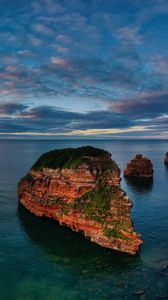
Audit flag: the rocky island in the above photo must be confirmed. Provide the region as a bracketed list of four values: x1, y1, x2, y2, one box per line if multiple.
[18, 146, 142, 255]
[124, 154, 153, 181]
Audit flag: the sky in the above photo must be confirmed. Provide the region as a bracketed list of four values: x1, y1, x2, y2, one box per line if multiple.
[1, 0, 168, 139]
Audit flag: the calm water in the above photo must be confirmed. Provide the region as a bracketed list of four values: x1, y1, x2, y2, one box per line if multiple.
[0, 139, 168, 300]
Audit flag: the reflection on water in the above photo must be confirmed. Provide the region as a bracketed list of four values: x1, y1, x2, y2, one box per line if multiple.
[17, 201, 168, 300]
[124, 177, 153, 194]
[164, 164, 168, 177]
[18, 204, 145, 299]
[18, 204, 141, 272]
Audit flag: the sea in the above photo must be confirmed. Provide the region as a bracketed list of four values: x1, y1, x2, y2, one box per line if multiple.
[0, 139, 168, 300]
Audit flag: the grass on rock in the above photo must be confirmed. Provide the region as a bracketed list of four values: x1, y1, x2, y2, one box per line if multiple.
[31, 146, 117, 172]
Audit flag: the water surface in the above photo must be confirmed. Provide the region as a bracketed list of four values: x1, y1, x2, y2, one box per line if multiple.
[0, 139, 168, 300]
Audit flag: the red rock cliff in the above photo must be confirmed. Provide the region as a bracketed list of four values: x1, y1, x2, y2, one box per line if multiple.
[124, 154, 153, 180]
[18, 146, 142, 255]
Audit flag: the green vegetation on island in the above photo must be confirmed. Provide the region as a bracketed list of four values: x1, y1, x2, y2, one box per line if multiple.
[31, 146, 117, 173]
[70, 186, 131, 240]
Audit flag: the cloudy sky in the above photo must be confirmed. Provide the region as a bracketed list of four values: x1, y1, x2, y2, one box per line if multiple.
[1, 0, 168, 138]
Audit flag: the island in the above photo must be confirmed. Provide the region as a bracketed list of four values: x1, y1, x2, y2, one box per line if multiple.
[124, 154, 153, 181]
[18, 146, 142, 255]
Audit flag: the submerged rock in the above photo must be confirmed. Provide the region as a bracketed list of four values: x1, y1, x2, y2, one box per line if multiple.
[18, 146, 142, 255]
[124, 154, 153, 181]
[164, 153, 168, 165]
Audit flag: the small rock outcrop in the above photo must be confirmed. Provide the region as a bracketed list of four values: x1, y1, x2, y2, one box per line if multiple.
[124, 154, 153, 180]
[164, 152, 168, 165]
[18, 146, 142, 255]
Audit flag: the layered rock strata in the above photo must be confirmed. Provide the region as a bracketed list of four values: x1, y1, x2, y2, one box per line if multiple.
[18, 146, 142, 255]
[124, 154, 153, 180]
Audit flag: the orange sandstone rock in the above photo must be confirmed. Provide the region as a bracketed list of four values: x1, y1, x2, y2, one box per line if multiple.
[18, 146, 142, 255]
[124, 154, 153, 180]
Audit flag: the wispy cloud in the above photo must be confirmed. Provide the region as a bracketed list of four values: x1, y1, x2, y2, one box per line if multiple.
[61, 126, 148, 136]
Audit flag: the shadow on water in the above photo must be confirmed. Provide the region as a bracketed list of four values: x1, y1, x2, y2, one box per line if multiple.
[124, 177, 153, 194]
[164, 164, 168, 178]
[18, 204, 142, 275]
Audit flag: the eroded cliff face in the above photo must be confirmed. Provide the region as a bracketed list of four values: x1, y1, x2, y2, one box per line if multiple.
[18, 147, 142, 255]
[124, 154, 153, 180]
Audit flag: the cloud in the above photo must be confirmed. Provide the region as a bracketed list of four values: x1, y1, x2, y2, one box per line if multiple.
[17, 50, 37, 58]
[62, 126, 147, 136]
[116, 26, 142, 45]
[1, 49, 166, 108]
[31, 23, 54, 35]
[50, 57, 70, 67]
[0, 0, 168, 138]
[28, 35, 43, 47]
[0, 102, 133, 134]
[110, 91, 168, 119]
[0, 103, 27, 116]
[1, 55, 18, 65]
[1, 0, 167, 104]
[56, 34, 71, 43]
[136, 0, 168, 24]
[0, 55, 142, 102]
[0, 101, 167, 138]
[151, 55, 168, 76]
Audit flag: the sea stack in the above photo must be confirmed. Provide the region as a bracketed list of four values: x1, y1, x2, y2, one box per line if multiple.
[18, 146, 142, 255]
[124, 154, 153, 180]
[164, 152, 168, 165]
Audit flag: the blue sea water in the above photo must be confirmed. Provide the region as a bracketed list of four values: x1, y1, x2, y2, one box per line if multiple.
[0, 139, 168, 300]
